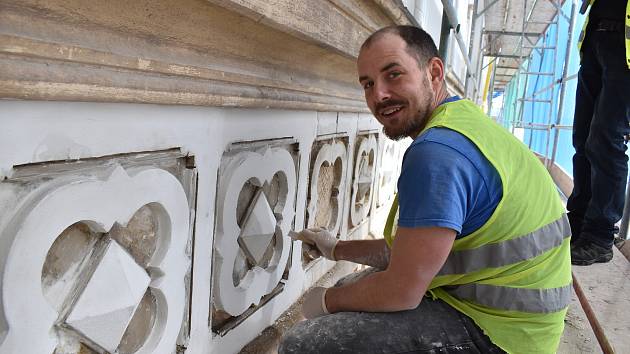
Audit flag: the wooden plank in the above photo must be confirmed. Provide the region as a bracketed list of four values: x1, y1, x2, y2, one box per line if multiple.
[558, 288, 599, 353]
[571, 247, 630, 352]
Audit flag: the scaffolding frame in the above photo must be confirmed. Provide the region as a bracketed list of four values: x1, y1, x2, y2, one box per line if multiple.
[478, 0, 578, 166]
[470, 1, 630, 241]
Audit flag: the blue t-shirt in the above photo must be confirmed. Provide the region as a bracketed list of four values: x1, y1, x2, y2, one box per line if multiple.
[397, 100, 503, 238]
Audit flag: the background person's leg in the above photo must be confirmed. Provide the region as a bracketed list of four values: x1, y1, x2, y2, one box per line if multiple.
[581, 31, 630, 249]
[567, 32, 601, 243]
[278, 296, 504, 354]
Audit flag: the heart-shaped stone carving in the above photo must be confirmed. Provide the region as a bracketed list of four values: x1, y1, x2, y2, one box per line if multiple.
[214, 147, 295, 317]
[0, 165, 190, 354]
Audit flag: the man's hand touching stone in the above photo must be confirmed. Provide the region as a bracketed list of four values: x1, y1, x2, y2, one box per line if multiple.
[289, 228, 338, 261]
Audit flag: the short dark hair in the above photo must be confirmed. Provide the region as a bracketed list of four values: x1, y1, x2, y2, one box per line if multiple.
[361, 25, 440, 68]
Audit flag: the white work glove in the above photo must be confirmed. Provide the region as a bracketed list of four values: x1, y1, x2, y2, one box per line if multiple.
[288, 228, 339, 260]
[301, 286, 329, 319]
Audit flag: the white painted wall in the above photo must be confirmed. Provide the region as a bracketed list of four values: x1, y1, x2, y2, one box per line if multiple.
[404, 0, 475, 91]
[447, 0, 472, 84]
[0, 101, 405, 354]
[404, 0, 444, 46]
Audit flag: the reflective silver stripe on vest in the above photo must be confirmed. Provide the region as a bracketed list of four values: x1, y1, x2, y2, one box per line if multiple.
[445, 283, 572, 313]
[438, 215, 570, 276]
[626, 25, 630, 39]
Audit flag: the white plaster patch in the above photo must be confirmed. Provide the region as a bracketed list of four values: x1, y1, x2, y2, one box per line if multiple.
[214, 146, 296, 317]
[316, 112, 337, 136]
[66, 240, 150, 352]
[240, 193, 277, 264]
[32, 133, 92, 162]
[138, 58, 151, 70]
[0, 165, 190, 354]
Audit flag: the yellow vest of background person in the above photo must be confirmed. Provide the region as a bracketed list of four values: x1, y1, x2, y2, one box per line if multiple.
[384, 99, 572, 354]
[577, 0, 630, 69]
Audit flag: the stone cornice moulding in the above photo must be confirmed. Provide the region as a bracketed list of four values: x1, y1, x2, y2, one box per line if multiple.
[207, 0, 415, 58]
[0, 36, 367, 113]
[0, 0, 414, 111]
[0, 35, 363, 102]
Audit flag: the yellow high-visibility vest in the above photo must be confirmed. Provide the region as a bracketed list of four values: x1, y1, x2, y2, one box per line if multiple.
[384, 100, 572, 354]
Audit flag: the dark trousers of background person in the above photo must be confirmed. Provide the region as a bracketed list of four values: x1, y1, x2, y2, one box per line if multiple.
[567, 26, 630, 248]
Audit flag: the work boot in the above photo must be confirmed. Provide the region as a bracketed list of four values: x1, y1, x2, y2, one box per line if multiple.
[571, 239, 613, 266]
[570, 234, 581, 247]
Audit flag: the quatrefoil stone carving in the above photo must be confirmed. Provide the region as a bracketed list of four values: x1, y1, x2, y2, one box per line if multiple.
[0, 166, 190, 354]
[214, 147, 296, 317]
[350, 134, 377, 227]
[378, 140, 398, 207]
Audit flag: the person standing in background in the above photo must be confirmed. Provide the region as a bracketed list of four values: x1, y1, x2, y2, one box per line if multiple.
[567, 0, 630, 265]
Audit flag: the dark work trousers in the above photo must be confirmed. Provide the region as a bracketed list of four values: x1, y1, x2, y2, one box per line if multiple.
[567, 28, 630, 248]
[279, 268, 505, 354]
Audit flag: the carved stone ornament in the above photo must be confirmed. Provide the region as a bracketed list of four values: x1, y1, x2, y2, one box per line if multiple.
[377, 139, 398, 208]
[350, 134, 378, 227]
[0, 166, 190, 354]
[306, 140, 347, 236]
[214, 147, 296, 317]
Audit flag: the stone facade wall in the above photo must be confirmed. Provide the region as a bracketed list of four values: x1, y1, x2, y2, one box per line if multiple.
[0, 100, 406, 354]
[0, 1, 413, 352]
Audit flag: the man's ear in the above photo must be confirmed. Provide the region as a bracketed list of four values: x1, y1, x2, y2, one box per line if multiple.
[425, 57, 445, 94]
[427, 57, 445, 84]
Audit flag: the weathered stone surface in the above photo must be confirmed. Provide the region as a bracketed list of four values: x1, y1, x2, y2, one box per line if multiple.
[42, 222, 99, 312]
[110, 205, 158, 268]
[0, 0, 411, 111]
[350, 134, 377, 227]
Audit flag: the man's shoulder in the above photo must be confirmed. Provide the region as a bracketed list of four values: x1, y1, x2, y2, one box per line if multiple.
[409, 127, 478, 158]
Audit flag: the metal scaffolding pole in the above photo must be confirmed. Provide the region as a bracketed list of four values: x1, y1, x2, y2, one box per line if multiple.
[441, 0, 478, 91]
[479, 0, 573, 139]
[513, 0, 529, 135]
[542, 0, 562, 168]
[549, 0, 578, 168]
[467, 0, 484, 101]
[487, 57, 498, 115]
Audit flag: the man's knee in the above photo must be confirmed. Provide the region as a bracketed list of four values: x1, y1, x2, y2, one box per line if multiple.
[278, 320, 321, 354]
[279, 312, 369, 353]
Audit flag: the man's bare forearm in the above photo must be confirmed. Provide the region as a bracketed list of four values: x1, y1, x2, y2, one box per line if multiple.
[334, 238, 390, 269]
[326, 268, 424, 313]
[326, 227, 456, 314]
